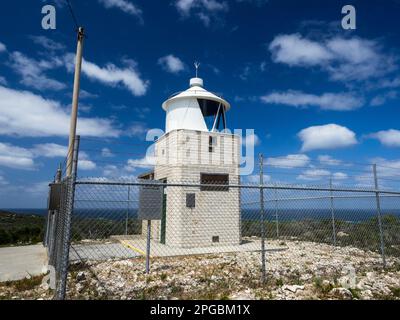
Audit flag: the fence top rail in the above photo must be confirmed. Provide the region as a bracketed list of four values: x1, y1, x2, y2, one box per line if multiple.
[242, 193, 400, 205]
[74, 179, 400, 195]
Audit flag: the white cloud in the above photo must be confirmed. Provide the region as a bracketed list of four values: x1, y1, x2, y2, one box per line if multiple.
[332, 172, 348, 180]
[79, 90, 99, 99]
[0, 142, 70, 170]
[0, 85, 121, 137]
[79, 159, 97, 171]
[0, 175, 8, 186]
[125, 154, 155, 171]
[369, 129, 400, 147]
[269, 33, 332, 67]
[0, 142, 97, 171]
[269, 33, 396, 82]
[326, 37, 396, 81]
[261, 90, 363, 111]
[317, 155, 342, 166]
[266, 154, 310, 168]
[78, 152, 97, 171]
[176, 0, 227, 14]
[32, 143, 67, 158]
[7, 45, 149, 96]
[98, 0, 143, 22]
[102, 164, 119, 177]
[298, 124, 357, 152]
[245, 174, 271, 184]
[0, 41, 6, 52]
[370, 91, 398, 106]
[378, 77, 400, 89]
[0, 143, 35, 170]
[297, 169, 347, 181]
[368, 157, 400, 179]
[241, 133, 260, 147]
[354, 175, 375, 188]
[127, 122, 149, 138]
[297, 168, 331, 181]
[9, 51, 66, 91]
[239, 65, 251, 81]
[29, 35, 65, 51]
[0, 76, 6, 85]
[158, 55, 185, 74]
[64, 53, 149, 96]
[25, 181, 49, 194]
[207, 64, 221, 75]
[101, 148, 114, 157]
[175, 0, 228, 26]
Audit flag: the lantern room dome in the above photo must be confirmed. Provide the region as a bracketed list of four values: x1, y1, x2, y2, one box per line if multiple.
[162, 78, 230, 111]
[161, 77, 231, 134]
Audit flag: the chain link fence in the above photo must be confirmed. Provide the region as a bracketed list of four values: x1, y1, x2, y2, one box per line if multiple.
[42, 136, 400, 299]
[45, 177, 400, 299]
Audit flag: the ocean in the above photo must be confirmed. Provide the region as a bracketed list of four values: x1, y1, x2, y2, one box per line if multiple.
[3, 208, 400, 223]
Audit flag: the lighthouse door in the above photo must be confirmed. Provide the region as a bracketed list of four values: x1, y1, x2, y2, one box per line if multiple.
[160, 179, 167, 244]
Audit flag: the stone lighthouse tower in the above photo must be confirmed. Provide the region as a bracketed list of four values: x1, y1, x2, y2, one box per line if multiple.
[144, 74, 241, 249]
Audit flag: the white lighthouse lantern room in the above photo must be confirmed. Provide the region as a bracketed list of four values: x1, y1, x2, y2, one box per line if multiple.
[141, 74, 241, 249]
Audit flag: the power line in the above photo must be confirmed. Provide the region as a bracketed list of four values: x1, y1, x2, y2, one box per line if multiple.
[65, 0, 80, 30]
[80, 137, 153, 147]
[80, 148, 149, 157]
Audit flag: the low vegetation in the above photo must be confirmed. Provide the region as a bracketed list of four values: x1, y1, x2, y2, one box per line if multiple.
[0, 274, 50, 300]
[242, 214, 400, 257]
[0, 210, 45, 246]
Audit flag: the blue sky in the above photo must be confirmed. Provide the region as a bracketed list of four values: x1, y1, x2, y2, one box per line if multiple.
[0, 0, 400, 208]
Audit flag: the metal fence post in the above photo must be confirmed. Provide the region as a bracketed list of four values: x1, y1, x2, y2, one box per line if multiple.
[330, 177, 337, 246]
[259, 154, 266, 283]
[145, 220, 151, 274]
[373, 164, 386, 268]
[44, 186, 52, 248]
[125, 185, 130, 235]
[274, 184, 279, 239]
[56, 135, 80, 300]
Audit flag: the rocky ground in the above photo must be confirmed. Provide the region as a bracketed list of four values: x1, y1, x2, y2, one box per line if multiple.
[1, 240, 400, 300]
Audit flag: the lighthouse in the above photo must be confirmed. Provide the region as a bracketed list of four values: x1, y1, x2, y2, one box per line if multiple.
[142, 72, 241, 249]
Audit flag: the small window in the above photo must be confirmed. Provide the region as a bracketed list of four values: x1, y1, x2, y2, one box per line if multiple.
[210, 136, 217, 145]
[186, 193, 195, 208]
[200, 173, 229, 191]
[212, 236, 219, 243]
[208, 136, 217, 152]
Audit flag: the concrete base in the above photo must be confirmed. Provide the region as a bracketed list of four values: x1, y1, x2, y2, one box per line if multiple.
[0, 244, 48, 282]
[70, 243, 138, 261]
[120, 238, 265, 257]
[70, 236, 285, 261]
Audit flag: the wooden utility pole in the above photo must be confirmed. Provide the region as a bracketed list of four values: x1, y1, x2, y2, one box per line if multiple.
[66, 27, 84, 177]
